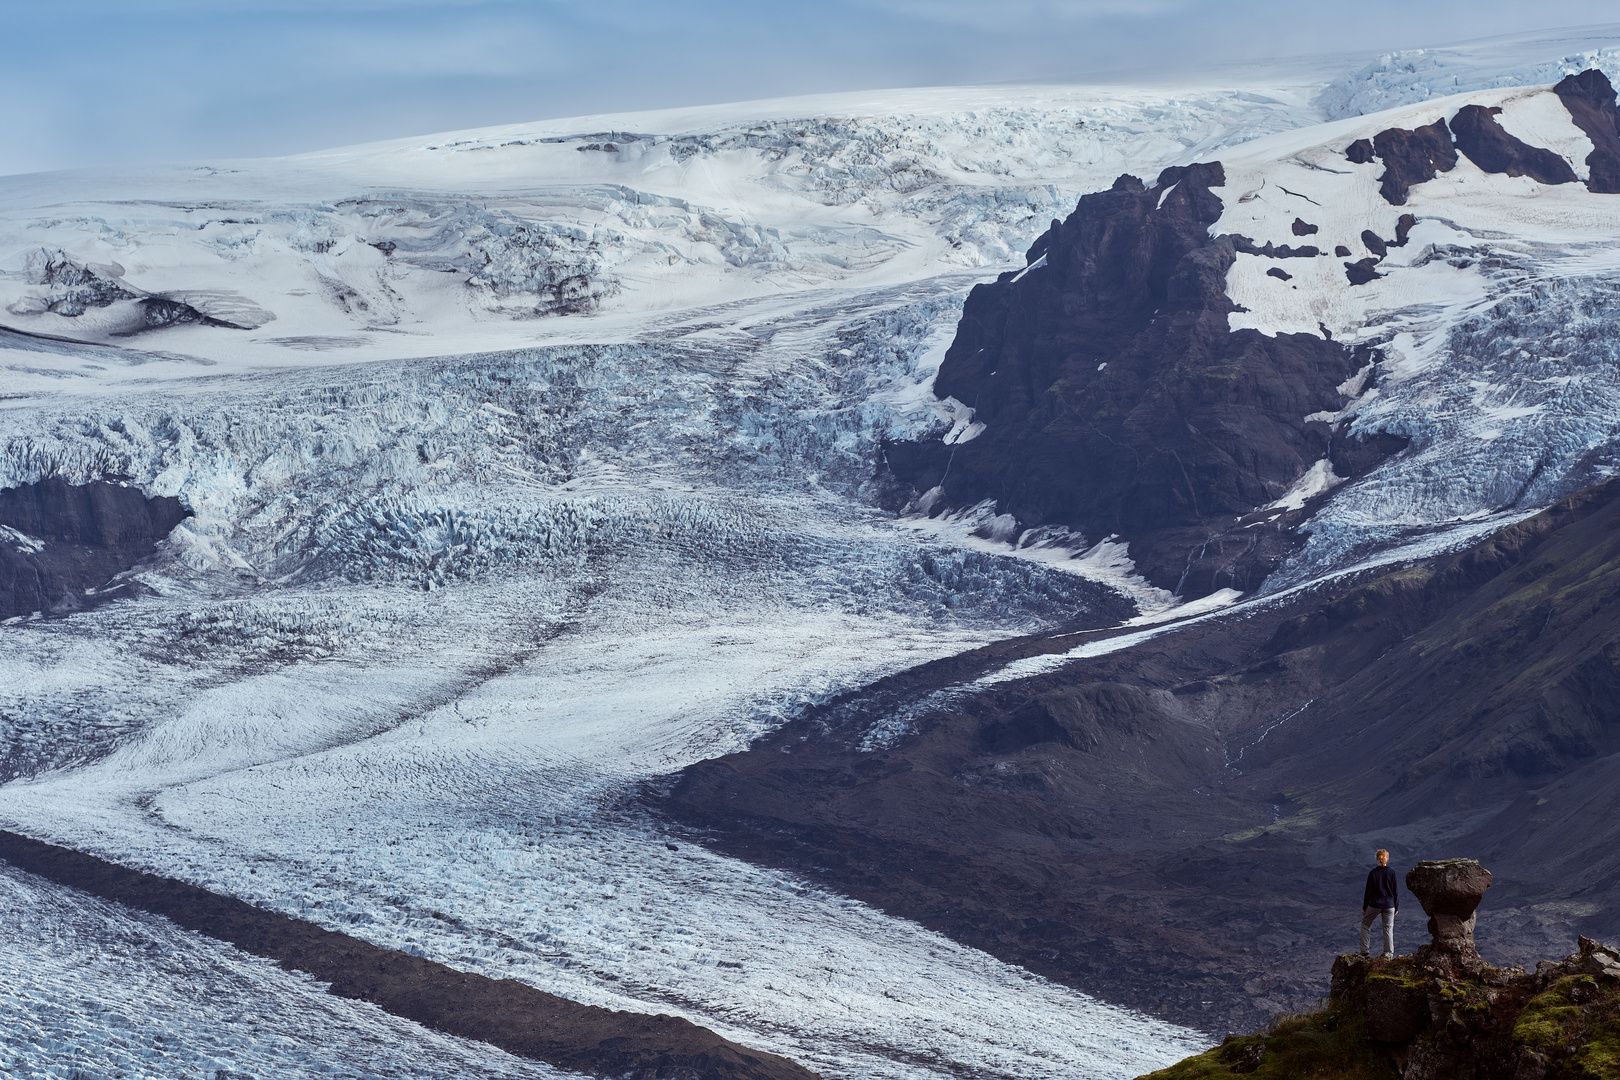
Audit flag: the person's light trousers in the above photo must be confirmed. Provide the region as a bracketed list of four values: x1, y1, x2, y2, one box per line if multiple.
[1361, 907, 1395, 957]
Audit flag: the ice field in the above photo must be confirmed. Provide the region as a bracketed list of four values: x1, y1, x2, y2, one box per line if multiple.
[6, 25, 1620, 1079]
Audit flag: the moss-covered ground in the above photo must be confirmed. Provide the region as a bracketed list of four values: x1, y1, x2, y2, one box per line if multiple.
[1138, 1010, 1398, 1080]
[1138, 953, 1620, 1080]
[1515, 976, 1620, 1080]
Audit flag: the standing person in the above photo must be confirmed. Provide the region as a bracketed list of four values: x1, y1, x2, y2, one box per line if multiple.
[1360, 849, 1399, 958]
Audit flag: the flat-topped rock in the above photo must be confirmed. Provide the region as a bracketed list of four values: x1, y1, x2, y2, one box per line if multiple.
[1407, 858, 1492, 964]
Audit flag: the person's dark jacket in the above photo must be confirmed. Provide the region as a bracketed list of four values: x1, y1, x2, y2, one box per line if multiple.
[1363, 865, 1400, 910]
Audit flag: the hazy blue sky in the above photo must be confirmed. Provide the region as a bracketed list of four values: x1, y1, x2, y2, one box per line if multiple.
[3, 1, 1617, 176]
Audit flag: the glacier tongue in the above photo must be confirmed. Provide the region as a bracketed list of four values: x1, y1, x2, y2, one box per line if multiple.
[0, 92, 1220, 1076]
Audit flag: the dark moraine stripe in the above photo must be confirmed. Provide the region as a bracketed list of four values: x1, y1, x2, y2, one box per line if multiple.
[0, 830, 819, 1080]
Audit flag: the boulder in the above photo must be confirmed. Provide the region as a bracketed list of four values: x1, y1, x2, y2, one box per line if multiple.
[1406, 859, 1492, 966]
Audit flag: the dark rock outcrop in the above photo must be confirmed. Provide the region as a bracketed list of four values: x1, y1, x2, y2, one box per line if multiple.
[1395, 212, 1417, 246]
[1554, 68, 1620, 194]
[1346, 257, 1383, 285]
[1149, 936, 1620, 1080]
[1233, 237, 1320, 258]
[883, 162, 1361, 599]
[1450, 105, 1578, 186]
[26, 251, 136, 315]
[1407, 859, 1494, 968]
[1291, 217, 1319, 236]
[1347, 138, 1376, 164]
[1330, 429, 1411, 479]
[1371, 119, 1458, 205]
[135, 296, 219, 330]
[10, 249, 252, 334]
[0, 830, 819, 1080]
[0, 479, 190, 619]
[664, 478, 1620, 1033]
[1356, 216, 1417, 264]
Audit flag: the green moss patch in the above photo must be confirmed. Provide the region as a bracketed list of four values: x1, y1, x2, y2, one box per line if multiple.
[1570, 1018, 1620, 1080]
[1139, 1011, 1398, 1080]
[1366, 971, 1429, 993]
[1512, 975, 1620, 1077]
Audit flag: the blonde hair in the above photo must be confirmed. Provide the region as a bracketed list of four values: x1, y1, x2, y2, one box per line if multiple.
[1376, 849, 1389, 861]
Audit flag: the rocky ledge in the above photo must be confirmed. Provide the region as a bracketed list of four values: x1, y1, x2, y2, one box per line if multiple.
[1140, 861, 1620, 1080]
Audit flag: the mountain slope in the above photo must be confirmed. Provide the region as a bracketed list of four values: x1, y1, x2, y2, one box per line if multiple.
[664, 477, 1620, 1033]
[885, 158, 1362, 597]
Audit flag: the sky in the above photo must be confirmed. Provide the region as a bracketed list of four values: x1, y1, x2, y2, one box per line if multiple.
[3, 0, 1619, 176]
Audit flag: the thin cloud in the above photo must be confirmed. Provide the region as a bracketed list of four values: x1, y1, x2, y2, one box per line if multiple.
[858, 0, 1194, 30]
[5, 2, 1620, 176]
[42, 0, 513, 11]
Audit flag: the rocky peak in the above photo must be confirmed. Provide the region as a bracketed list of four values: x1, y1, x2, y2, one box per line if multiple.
[935, 161, 1231, 433]
[885, 160, 1360, 599]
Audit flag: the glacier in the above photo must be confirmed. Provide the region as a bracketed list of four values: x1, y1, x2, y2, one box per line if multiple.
[5, 28, 1620, 1080]
[1210, 79, 1620, 590]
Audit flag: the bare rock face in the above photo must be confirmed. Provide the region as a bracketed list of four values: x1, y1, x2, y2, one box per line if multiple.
[0, 479, 190, 619]
[883, 161, 1363, 599]
[1450, 104, 1577, 186]
[1406, 859, 1493, 965]
[1554, 68, 1620, 194]
[1364, 970, 1431, 1043]
[1371, 119, 1458, 205]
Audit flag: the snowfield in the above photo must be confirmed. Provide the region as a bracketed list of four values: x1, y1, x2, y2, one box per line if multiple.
[0, 83, 1322, 373]
[5, 27, 1620, 1079]
[1209, 80, 1620, 588]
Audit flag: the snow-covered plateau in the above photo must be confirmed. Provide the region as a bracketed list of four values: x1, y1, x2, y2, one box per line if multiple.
[5, 24, 1620, 1080]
